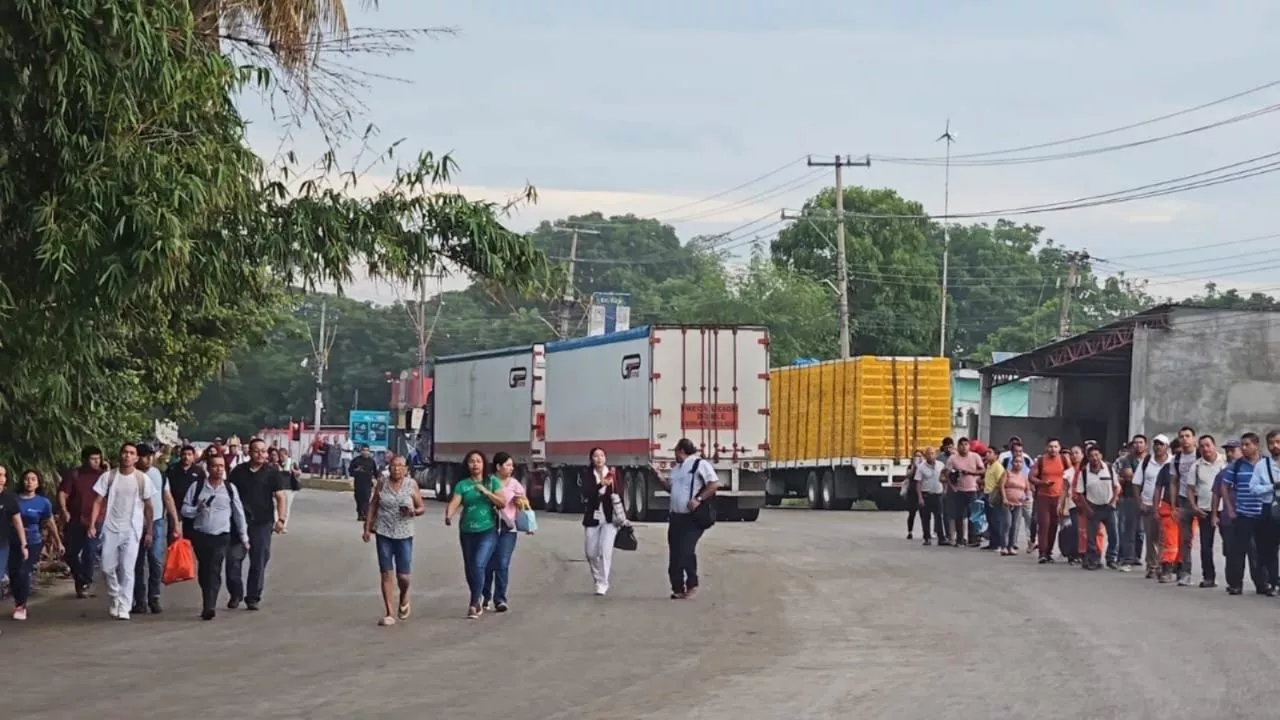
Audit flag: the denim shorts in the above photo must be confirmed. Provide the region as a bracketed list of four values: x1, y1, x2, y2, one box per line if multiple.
[375, 535, 413, 574]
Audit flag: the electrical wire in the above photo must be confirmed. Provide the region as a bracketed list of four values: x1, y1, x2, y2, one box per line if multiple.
[872, 78, 1280, 163]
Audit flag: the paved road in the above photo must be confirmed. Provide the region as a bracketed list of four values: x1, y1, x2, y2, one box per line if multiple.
[7, 493, 1278, 719]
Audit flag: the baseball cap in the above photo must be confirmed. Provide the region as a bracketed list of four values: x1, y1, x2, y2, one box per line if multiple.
[1152, 434, 1170, 446]
[1223, 439, 1241, 449]
[136, 443, 155, 456]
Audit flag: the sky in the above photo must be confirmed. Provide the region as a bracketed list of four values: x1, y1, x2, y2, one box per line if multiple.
[239, 1, 1280, 305]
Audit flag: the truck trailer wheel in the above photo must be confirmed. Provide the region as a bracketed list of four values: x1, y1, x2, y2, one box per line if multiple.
[739, 509, 760, 522]
[806, 470, 824, 510]
[544, 470, 560, 512]
[622, 469, 640, 521]
[764, 494, 782, 506]
[820, 470, 837, 510]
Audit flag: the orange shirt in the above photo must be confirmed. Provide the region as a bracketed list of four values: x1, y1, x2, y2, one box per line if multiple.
[1037, 455, 1066, 497]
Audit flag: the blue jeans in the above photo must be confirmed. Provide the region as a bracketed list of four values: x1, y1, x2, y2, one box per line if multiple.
[8, 542, 40, 607]
[484, 529, 518, 605]
[64, 522, 103, 590]
[459, 530, 498, 607]
[134, 518, 168, 605]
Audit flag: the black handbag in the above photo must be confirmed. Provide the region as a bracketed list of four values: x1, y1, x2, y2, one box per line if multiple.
[690, 459, 717, 530]
[614, 525, 638, 551]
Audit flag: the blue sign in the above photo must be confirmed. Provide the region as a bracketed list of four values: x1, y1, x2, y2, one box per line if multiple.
[349, 410, 392, 451]
[588, 292, 632, 336]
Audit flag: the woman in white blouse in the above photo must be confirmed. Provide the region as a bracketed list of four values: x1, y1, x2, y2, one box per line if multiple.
[580, 447, 629, 596]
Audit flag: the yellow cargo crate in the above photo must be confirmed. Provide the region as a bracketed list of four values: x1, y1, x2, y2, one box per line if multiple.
[769, 356, 951, 464]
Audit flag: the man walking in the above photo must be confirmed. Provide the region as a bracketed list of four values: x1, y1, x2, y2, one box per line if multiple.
[348, 445, 378, 522]
[1029, 438, 1066, 564]
[1187, 435, 1225, 588]
[133, 444, 181, 614]
[1139, 435, 1172, 578]
[1213, 440, 1243, 578]
[1222, 432, 1272, 596]
[167, 445, 207, 537]
[58, 446, 105, 598]
[1081, 444, 1120, 570]
[1169, 427, 1200, 585]
[226, 438, 286, 610]
[1116, 435, 1148, 568]
[654, 438, 719, 599]
[1255, 430, 1280, 591]
[181, 455, 249, 620]
[87, 443, 155, 620]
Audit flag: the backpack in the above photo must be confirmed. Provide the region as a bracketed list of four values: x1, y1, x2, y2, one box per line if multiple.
[189, 477, 242, 536]
[103, 470, 148, 522]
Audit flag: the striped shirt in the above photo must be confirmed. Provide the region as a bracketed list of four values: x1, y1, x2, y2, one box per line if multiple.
[1223, 459, 1264, 518]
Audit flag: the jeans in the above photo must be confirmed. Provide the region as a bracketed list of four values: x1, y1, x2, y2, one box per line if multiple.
[226, 522, 274, 604]
[1176, 501, 1196, 576]
[1117, 498, 1141, 564]
[1258, 507, 1279, 587]
[1086, 504, 1118, 564]
[1197, 514, 1217, 583]
[134, 518, 167, 606]
[986, 502, 1004, 547]
[1034, 494, 1060, 559]
[8, 542, 39, 607]
[667, 513, 705, 593]
[354, 475, 374, 519]
[459, 530, 499, 607]
[64, 522, 102, 591]
[953, 490, 976, 545]
[483, 529, 518, 604]
[920, 493, 945, 541]
[193, 531, 229, 613]
[1227, 514, 1269, 591]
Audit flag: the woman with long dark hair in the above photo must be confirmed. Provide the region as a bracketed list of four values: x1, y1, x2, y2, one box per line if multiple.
[582, 447, 629, 596]
[481, 451, 530, 612]
[11, 469, 62, 620]
[445, 450, 504, 619]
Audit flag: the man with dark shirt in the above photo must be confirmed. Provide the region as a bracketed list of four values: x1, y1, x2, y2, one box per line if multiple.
[58, 446, 105, 597]
[0, 483, 24, 617]
[226, 437, 286, 611]
[167, 444, 207, 538]
[348, 445, 378, 522]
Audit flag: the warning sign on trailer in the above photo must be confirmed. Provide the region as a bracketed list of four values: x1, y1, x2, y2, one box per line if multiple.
[680, 403, 739, 429]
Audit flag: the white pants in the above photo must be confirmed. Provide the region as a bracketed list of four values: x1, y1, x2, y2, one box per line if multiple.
[584, 523, 618, 590]
[277, 490, 296, 528]
[101, 529, 140, 608]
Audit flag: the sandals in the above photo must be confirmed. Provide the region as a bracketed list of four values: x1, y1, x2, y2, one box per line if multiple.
[378, 616, 396, 627]
[398, 601, 411, 620]
[467, 605, 480, 619]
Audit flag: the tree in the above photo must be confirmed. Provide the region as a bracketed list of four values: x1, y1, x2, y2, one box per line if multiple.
[771, 187, 939, 355]
[0, 0, 553, 470]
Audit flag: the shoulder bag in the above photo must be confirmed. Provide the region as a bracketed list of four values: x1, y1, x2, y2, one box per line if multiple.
[690, 459, 717, 530]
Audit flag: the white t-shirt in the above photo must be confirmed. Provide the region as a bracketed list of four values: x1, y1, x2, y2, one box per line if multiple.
[144, 467, 165, 520]
[1140, 456, 1169, 507]
[341, 440, 354, 460]
[914, 460, 945, 494]
[93, 469, 156, 537]
[1082, 464, 1116, 506]
[1174, 452, 1197, 498]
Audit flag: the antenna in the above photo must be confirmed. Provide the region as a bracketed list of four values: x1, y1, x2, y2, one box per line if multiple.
[937, 119, 956, 357]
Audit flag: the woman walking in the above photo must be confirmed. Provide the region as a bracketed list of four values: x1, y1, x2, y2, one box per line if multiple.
[11, 470, 61, 619]
[363, 455, 424, 626]
[482, 452, 529, 612]
[582, 447, 629, 596]
[999, 447, 1032, 556]
[445, 450, 503, 619]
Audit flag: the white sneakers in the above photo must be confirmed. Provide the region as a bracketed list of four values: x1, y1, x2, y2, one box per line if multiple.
[594, 583, 609, 596]
[108, 598, 130, 620]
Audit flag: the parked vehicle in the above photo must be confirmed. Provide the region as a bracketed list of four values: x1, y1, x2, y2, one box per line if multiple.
[766, 356, 951, 510]
[423, 325, 771, 522]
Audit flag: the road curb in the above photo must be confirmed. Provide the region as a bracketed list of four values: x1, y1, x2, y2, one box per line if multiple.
[298, 476, 352, 492]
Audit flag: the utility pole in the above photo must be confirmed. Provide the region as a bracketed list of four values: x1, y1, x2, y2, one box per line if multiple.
[1057, 251, 1089, 339]
[937, 120, 956, 357]
[309, 299, 338, 430]
[806, 154, 870, 358]
[554, 225, 600, 338]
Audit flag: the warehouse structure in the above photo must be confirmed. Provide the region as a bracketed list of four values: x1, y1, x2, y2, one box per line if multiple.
[977, 304, 1280, 455]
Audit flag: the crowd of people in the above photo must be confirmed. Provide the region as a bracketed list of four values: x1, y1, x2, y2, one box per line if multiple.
[1, 434, 720, 628]
[902, 428, 1280, 595]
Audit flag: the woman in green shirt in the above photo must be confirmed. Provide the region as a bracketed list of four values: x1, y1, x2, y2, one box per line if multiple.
[445, 450, 505, 619]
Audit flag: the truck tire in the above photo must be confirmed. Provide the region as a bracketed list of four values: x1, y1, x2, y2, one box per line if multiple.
[639, 471, 665, 522]
[553, 469, 569, 513]
[434, 470, 447, 502]
[740, 508, 761, 522]
[806, 470, 824, 510]
[820, 470, 837, 510]
[622, 469, 640, 521]
[561, 469, 582, 514]
[764, 494, 782, 506]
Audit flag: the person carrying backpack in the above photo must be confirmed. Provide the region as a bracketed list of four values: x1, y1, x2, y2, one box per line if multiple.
[1221, 432, 1273, 596]
[1029, 439, 1067, 564]
[180, 454, 249, 620]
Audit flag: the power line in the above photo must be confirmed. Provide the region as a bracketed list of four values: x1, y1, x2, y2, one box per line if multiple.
[872, 78, 1280, 163]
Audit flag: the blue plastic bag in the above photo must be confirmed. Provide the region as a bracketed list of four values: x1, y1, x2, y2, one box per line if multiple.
[969, 496, 988, 536]
[515, 508, 538, 533]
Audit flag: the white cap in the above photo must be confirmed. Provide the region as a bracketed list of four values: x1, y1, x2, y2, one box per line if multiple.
[1152, 433, 1170, 445]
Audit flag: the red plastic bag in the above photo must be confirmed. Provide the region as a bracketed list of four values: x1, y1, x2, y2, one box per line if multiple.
[163, 538, 196, 585]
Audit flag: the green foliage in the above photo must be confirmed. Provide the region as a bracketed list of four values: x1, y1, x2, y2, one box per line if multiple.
[0, 0, 553, 469]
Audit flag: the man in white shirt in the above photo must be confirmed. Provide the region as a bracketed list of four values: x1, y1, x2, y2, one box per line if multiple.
[340, 438, 354, 476]
[1168, 426, 1200, 586]
[1081, 445, 1121, 570]
[133, 444, 181, 615]
[1187, 435, 1226, 588]
[1139, 434, 1172, 579]
[914, 447, 948, 546]
[88, 443, 156, 620]
[652, 438, 719, 599]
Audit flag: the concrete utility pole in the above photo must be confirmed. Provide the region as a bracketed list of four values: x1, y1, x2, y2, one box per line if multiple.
[1057, 251, 1089, 339]
[936, 120, 956, 357]
[309, 299, 338, 430]
[554, 225, 600, 338]
[806, 154, 870, 358]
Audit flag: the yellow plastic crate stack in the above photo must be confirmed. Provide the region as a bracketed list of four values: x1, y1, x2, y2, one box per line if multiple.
[768, 356, 952, 464]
